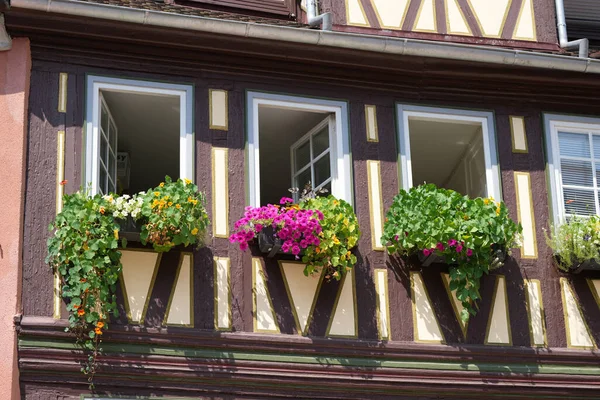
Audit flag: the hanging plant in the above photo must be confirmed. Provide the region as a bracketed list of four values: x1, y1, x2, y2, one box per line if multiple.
[381, 184, 522, 320]
[46, 176, 209, 386]
[546, 215, 600, 273]
[230, 193, 360, 280]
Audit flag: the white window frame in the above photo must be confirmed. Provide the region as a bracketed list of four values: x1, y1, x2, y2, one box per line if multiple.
[85, 75, 194, 195]
[396, 104, 501, 200]
[289, 116, 333, 199]
[544, 114, 600, 225]
[246, 91, 352, 206]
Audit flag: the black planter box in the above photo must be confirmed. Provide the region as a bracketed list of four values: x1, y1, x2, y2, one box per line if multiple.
[257, 226, 306, 258]
[416, 246, 507, 269]
[119, 216, 142, 242]
[570, 259, 600, 274]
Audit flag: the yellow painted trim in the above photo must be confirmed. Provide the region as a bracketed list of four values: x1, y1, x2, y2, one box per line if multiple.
[484, 275, 513, 346]
[587, 279, 600, 311]
[208, 89, 229, 131]
[512, 0, 537, 41]
[441, 273, 469, 339]
[163, 252, 194, 327]
[53, 130, 66, 319]
[212, 147, 230, 238]
[213, 256, 233, 331]
[58, 73, 68, 113]
[252, 258, 280, 334]
[509, 116, 529, 154]
[345, 0, 370, 27]
[412, 0, 438, 33]
[514, 171, 538, 259]
[278, 260, 324, 336]
[325, 268, 359, 339]
[365, 104, 379, 142]
[465, 0, 513, 38]
[374, 269, 392, 340]
[560, 278, 597, 350]
[410, 271, 445, 344]
[371, 0, 409, 30]
[119, 248, 162, 324]
[444, 0, 472, 36]
[523, 279, 547, 347]
[366, 160, 385, 251]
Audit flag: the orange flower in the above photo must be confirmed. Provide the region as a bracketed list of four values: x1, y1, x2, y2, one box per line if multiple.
[94, 328, 103, 335]
[80, 278, 87, 283]
[72, 303, 80, 310]
[59, 179, 68, 186]
[96, 321, 105, 328]
[99, 207, 105, 215]
[77, 309, 85, 316]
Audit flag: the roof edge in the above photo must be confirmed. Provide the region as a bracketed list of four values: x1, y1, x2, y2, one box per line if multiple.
[10, 0, 600, 74]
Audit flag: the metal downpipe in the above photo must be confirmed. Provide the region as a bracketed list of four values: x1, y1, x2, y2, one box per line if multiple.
[554, 0, 588, 58]
[0, 14, 12, 51]
[306, 0, 331, 31]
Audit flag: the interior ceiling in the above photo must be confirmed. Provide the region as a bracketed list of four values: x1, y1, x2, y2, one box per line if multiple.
[259, 106, 329, 205]
[102, 90, 180, 193]
[409, 118, 481, 187]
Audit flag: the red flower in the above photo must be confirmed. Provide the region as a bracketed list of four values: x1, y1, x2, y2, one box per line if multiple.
[59, 180, 68, 186]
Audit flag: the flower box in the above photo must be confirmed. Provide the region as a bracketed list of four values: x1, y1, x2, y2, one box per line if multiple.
[571, 259, 600, 273]
[257, 226, 284, 258]
[417, 246, 507, 269]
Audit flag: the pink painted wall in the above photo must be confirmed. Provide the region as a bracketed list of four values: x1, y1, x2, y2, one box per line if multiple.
[0, 37, 31, 400]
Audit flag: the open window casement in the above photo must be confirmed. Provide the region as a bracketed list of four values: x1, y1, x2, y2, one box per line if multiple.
[396, 105, 501, 200]
[85, 76, 194, 196]
[290, 116, 334, 201]
[247, 92, 352, 207]
[544, 115, 600, 224]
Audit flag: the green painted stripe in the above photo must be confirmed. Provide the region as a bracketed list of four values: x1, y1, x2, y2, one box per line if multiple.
[19, 337, 600, 377]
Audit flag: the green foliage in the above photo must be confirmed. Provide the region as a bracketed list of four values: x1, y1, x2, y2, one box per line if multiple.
[381, 184, 522, 320]
[546, 215, 600, 271]
[139, 176, 209, 252]
[301, 196, 360, 279]
[46, 176, 209, 386]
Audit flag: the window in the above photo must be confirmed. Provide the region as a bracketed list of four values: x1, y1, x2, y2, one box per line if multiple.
[396, 105, 501, 200]
[180, 0, 297, 17]
[544, 115, 600, 223]
[85, 76, 194, 196]
[247, 92, 352, 206]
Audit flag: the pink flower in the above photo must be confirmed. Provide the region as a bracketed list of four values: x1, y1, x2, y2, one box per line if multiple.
[436, 242, 444, 251]
[255, 224, 263, 232]
[239, 241, 249, 251]
[280, 197, 294, 205]
[291, 245, 301, 255]
[456, 244, 463, 253]
[447, 239, 457, 247]
[466, 249, 473, 257]
[423, 248, 431, 256]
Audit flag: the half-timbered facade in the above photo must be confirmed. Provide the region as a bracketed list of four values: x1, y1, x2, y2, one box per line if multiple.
[1, 0, 600, 399]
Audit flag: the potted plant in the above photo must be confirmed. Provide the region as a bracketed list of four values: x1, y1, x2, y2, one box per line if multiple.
[230, 192, 360, 280]
[546, 215, 600, 273]
[46, 176, 209, 386]
[381, 184, 522, 320]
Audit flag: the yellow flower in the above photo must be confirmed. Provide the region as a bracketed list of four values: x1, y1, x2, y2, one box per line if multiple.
[175, 204, 181, 209]
[94, 327, 103, 335]
[159, 182, 165, 187]
[154, 191, 160, 197]
[191, 228, 199, 235]
[484, 199, 490, 205]
[168, 202, 173, 207]
[107, 195, 113, 203]
[333, 236, 340, 245]
[114, 229, 119, 240]
[184, 178, 191, 185]
[496, 206, 501, 215]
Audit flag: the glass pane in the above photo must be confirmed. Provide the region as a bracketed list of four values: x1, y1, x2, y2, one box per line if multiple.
[101, 103, 108, 132]
[320, 181, 331, 196]
[295, 168, 311, 192]
[561, 159, 593, 187]
[559, 132, 590, 158]
[108, 150, 116, 184]
[314, 153, 331, 186]
[563, 188, 596, 216]
[593, 135, 600, 159]
[100, 136, 108, 164]
[99, 166, 107, 195]
[295, 141, 310, 172]
[108, 177, 116, 194]
[109, 119, 117, 151]
[312, 126, 329, 156]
